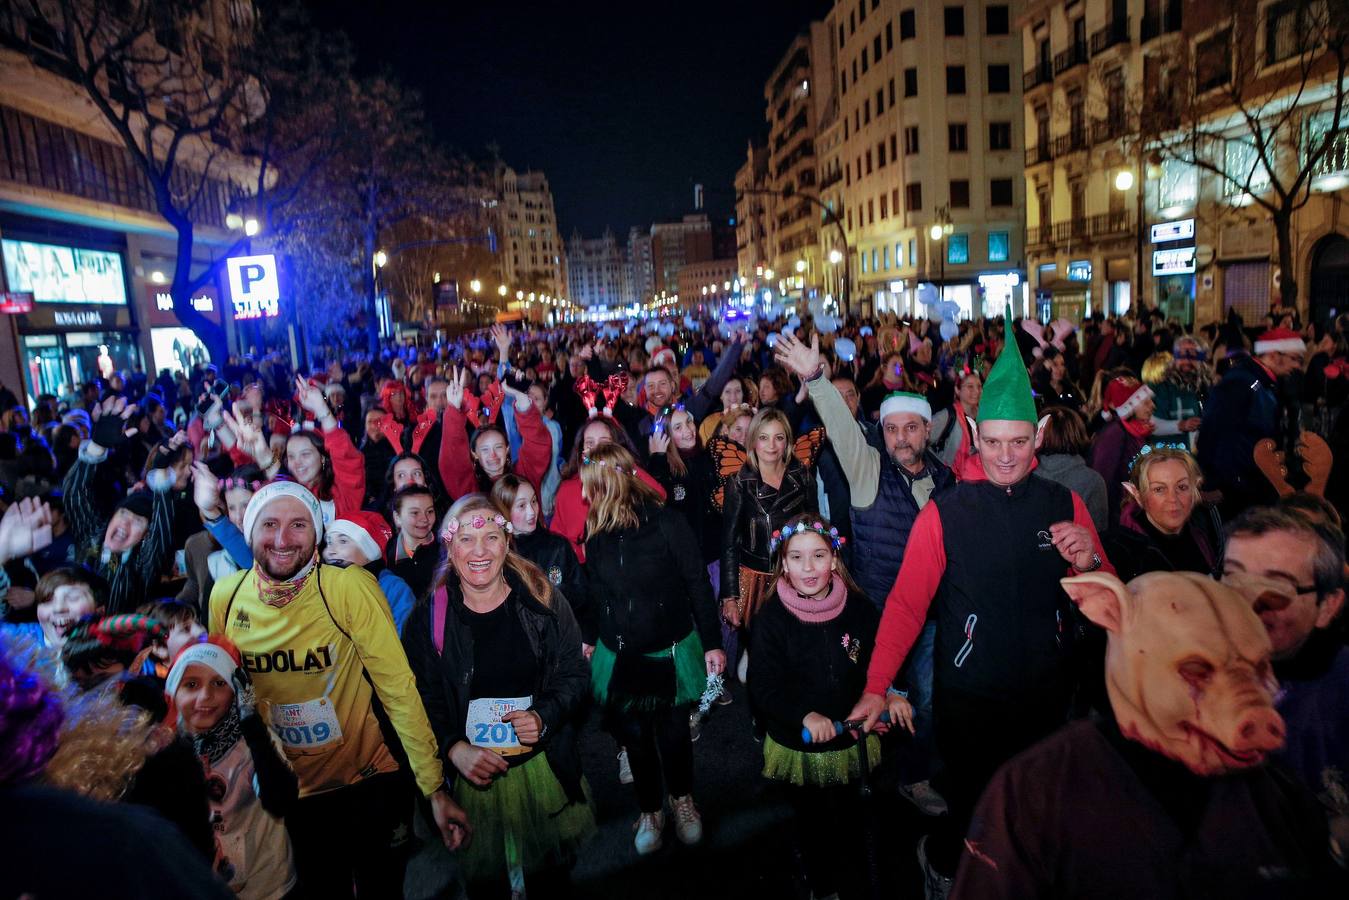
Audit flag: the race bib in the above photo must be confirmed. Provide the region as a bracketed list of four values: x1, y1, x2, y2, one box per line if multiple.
[466, 696, 533, 757]
[270, 696, 343, 749]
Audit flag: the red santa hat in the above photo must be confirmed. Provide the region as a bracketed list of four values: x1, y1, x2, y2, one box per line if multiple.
[650, 347, 677, 373]
[1103, 377, 1154, 420]
[1254, 328, 1306, 356]
[326, 511, 393, 563]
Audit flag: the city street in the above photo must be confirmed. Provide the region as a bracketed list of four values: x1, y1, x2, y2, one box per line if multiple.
[408, 681, 927, 899]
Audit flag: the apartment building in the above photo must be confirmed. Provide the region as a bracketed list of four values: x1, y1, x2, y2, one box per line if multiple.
[566, 228, 633, 308]
[495, 164, 567, 303]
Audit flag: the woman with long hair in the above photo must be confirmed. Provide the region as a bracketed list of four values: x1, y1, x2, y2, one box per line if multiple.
[720, 408, 819, 629]
[1087, 375, 1158, 527]
[582, 444, 724, 856]
[548, 416, 665, 561]
[1104, 446, 1223, 582]
[1030, 346, 1084, 414]
[750, 514, 912, 900]
[437, 368, 552, 501]
[403, 494, 595, 895]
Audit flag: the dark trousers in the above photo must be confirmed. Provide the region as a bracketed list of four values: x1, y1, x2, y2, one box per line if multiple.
[787, 783, 869, 900]
[927, 689, 1068, 876]
[287, 771, 413, 898]
[610, 704, 695, 813]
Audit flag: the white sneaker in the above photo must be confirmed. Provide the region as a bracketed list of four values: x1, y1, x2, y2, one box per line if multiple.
[634, 811, 664, 855]
[917, 835, 954, 900]
[669, 794, 703, 845]
[898, 780, 949, 817]
[617, 748, 633, 785]
[737, 650, 749, 683]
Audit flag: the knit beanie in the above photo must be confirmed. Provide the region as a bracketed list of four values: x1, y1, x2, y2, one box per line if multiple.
[878, 391, 932, 423]
[977, 307, 1039, 424]
[165, 637, 241, 698]
[242, 480, 325, 545]
[116, 490, 153, 520]
[326, 512, 393, 563]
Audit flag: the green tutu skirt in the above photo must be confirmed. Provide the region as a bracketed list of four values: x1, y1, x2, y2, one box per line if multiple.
[762, 734, 882, 788]
[451, 751, 597, 884]
[590, 630, 706, 712]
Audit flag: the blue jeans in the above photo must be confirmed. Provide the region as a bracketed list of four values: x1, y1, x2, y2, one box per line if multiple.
[896, 621, 938, 783]
[707, 560, 740, 677]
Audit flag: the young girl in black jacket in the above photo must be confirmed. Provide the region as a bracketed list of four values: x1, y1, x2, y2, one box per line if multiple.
[750, 514, 913, 900]
[582, 443, 724, 857]
[490, 475, 593, 652]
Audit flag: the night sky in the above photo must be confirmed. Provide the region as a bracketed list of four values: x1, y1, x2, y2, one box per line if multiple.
[306, 0, 832, 239]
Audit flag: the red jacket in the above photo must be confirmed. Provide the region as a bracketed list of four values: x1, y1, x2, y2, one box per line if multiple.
[316, 423, 366, 518]
[437, 400, 552, 501]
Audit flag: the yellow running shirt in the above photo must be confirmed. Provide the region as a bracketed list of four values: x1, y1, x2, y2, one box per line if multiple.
[209, 563, 443, 798]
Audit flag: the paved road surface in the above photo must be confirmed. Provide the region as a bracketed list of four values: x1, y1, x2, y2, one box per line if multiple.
[407, 681, 930, 898]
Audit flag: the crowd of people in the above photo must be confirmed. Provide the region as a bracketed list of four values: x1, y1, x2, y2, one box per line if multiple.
[0, 304, 1347, 899]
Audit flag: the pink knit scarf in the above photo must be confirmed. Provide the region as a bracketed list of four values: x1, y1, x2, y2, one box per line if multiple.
[776, 576, 847, 624]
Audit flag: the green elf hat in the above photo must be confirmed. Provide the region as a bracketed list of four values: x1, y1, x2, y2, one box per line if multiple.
[976, 305, 1038, 424]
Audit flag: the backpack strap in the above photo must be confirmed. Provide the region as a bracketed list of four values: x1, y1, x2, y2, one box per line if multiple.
[432, 584, 449, 656]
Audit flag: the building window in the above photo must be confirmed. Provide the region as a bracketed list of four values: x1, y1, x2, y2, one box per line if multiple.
[860, 248, 868, 273]
[859, 0, 867, 23]
[990, 178, 1014, 206]
[1196, 28, 1232, 92]
[889, 133, 897, 159]
[896, 242, 904, 266]
[864, 98, 871, 124]
[866, 150, 873, 174]
[947, 234, 969, 264]
[986, 5, 1010, 35]
[876, 87, 884, 114]
[989, 121, 1012, 150]
[900, 9, 916, 39]
[839, 22, 846, 48]
[872, 248, 879, 269]
[1266, 2, 1313, 66]
[845, 118, 850, 140]
[946, 66, 966, 94]
[987, 64, 1010, 93]
[1224, 138, 1272, 196]
[883, 244, 890, 268]
[874, 34, 882, 62]
[886, 21, 894, 51]
[904, 125, 920, 154]
[878, 140, 887, 167]
[950, 179, 971, 208]
[853, 59, 859, 82]
[910, 238, 917, 263]
[888, 77, 895, 105]
[1160, 157, 1198, 207]
[880, 194, 889, 219]
[944, 6, 965, 36]
[861, 47, 869, 74]
[949, 123, 968, 152]
[906, 181, 923, 210]
[904, 68, 918, 96]
[841, 69, 847, 94]
[893, 187, 900, 211]
[988, 231, 1010, 262]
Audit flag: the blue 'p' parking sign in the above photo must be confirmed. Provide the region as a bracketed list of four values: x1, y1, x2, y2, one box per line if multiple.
[226, 254, 281, 319]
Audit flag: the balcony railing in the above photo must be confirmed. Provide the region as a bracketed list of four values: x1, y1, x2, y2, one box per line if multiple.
[1091, 115, 1131, 144]
[1142, 3, 1182, 43]
[1091, 17, 1131, 55]
[1023, 60, 1053, 92]
[1025, 143, 1053, 166]
[1030, 212, 1133, 249]
[1088, 210, 1132, 238]
[1053, 126, 1088, 156]
[1054, 41, 1089, 75]
[819, 167, 843, 189]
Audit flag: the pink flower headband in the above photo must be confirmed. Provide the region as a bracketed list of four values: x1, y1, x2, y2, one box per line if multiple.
[441, 512, 514, 542]
[221, 477, 263, 493]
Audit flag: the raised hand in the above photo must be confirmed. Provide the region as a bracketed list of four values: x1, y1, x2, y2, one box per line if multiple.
[446, 366, 468, 411]
[773, 332, 822, 381]
[294, 375, 331, 423]
[0, 497, 54, 564]
[490, 323, 511, 361]
[90, 396, 137, 450]
[648, 429, 670, 455]
[191, 460, 222, 518]
[222, 404, 268, 464]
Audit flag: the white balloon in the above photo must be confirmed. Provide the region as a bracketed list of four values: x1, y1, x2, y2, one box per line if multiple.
[787, 315, 802, 329]
[859, 326, 874, 337]
[683, 315, 697, 330]
[766, 332, 781, 348]
[807, 297, 825, 318]
[834, 337, 857, 362]
[645, 336, 663, 354]
[816, 314, 839, 334]
[940, 320, 960, 342]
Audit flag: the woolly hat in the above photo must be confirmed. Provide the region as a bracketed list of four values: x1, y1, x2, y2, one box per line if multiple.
[165, 637, 241, 699]
[977, 307, 1039, 424]
[1103, 377, 1154, 420]
[650, 347, 677, 374]
[878, 391, 932, 423]
[326, 512, 392, 563]
[241, 480, 324, 545]
[116, 490, 153, 520]
[1254, 328, 1306, 356]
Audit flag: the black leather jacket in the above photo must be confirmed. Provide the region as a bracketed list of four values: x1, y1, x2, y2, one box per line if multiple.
[720, 457, 818, 598]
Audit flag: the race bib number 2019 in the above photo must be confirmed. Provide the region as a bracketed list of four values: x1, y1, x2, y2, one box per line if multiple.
[466, 696, 532, 757]
[270, 697, 343, 749]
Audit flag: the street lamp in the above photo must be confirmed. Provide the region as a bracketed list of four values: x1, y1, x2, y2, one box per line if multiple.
[795, 259, 807, 273]
[470, 278, 482, 294]
[497, 284, 508, 297]
[828, 249, 843, 264]
[374, 250, 388, 269]
[516, 290, 525, 301]
[929, 204, 953, 304]
[243, 218, 260, 237]
[1115, 165, 1144, 317]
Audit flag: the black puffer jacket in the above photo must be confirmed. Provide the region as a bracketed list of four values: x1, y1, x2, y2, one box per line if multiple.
[720, 458, 818, 598]
[584, 503, 722, 656]
[402, 569, 590, 802]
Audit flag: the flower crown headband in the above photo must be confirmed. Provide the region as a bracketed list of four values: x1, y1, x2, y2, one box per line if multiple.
[221, 476, 263, 493]
[1127, 441, 1190, 473]
[582, 454, 639, 477]
[770, 520, 846, 554]
[441, 512, 514, 542]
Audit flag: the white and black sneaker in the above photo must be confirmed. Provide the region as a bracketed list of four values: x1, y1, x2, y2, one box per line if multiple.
[617, 748, 633, 785]
[898, 780, 949, 817]
[917, 835, 954, 900]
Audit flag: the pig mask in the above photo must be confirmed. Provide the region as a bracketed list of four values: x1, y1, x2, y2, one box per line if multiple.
[1062, 571, 1286, 776]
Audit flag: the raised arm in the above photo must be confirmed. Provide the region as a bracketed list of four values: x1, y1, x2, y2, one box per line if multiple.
[688, 337, 745, 422]
[437, 368, 477, 500]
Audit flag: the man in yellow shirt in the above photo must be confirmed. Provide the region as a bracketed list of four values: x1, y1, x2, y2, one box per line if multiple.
[210, 480, 467, 897]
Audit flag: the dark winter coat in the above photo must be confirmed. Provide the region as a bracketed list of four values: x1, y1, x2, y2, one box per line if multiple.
[513, 528, 591, 644]
[720, 458, 818, 597]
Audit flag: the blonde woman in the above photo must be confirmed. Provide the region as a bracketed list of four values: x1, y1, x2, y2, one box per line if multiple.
[719, 408, 819, 628]
[581, 443, 724, 856]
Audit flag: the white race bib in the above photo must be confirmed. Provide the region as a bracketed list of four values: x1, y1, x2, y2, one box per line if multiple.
[270, 696, 343, 749]
[466, 696, 533, 757]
